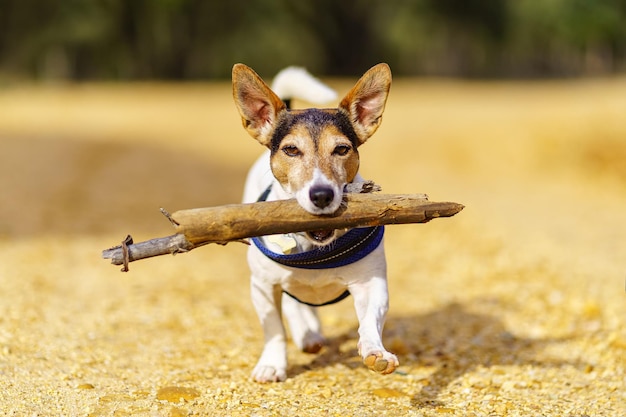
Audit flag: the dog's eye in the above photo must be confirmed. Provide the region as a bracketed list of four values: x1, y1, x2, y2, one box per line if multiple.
[333, 145, 352, 156]
[282, 145, 302, 157]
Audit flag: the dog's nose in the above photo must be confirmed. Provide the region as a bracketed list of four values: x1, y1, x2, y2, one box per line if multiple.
[309, 186, 335, 209]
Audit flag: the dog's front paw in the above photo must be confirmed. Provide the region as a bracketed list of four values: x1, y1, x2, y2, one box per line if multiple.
[251, 364, 287, 383]
[363, 351, 399, 375]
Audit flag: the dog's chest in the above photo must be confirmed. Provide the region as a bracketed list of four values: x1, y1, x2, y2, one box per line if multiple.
[280, 269, 350, 305]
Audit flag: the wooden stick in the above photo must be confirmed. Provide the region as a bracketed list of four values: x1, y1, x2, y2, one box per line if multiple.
[103, 234, 196, 270]
[172, 193, 460, 244]
[102, 192, 463, 268]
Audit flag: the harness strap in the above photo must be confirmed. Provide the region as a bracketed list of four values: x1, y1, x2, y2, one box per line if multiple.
[251, 226, 384, 269]
[283, 288, 351, 307]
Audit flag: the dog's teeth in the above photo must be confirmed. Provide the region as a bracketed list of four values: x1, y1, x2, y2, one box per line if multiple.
[309, 230, 333, 241]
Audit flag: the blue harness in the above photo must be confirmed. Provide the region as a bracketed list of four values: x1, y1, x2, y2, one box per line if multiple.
[251, 185, 384, 306]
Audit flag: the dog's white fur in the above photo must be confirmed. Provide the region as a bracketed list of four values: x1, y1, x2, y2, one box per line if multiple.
[271, 66, 338, 105]
[235, 63, 397, 383]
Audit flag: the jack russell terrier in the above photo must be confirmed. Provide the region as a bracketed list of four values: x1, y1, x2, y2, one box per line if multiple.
[233, 63, 397, 382]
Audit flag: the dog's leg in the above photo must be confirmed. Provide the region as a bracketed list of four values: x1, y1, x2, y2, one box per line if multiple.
[250, 279, 288, 382]
[349, 276, 399, 374]
[282, 294, 326, 354]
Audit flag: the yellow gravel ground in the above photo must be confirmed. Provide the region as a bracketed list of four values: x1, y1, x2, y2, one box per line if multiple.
[0, 76, 625, 416]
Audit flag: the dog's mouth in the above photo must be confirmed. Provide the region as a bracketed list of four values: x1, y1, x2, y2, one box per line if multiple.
[306, 229, 335, 244]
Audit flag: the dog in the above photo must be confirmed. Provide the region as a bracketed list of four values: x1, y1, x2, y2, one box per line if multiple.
[232, 63, 396, 383]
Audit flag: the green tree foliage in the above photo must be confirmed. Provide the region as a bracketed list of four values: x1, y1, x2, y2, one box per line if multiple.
[0, 0, 624, 80]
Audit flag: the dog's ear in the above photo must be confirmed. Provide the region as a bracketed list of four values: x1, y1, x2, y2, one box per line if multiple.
[232, 64, 286, 147]
[339, 63, 391, 145]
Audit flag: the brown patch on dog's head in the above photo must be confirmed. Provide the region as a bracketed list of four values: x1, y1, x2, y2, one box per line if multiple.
[317, 123, 360, 185]
[268, 109, 361, 195]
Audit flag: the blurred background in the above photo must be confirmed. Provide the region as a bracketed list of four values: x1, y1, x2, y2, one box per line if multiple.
[1, 0, 625, 82]
[1, 2, 626, 414]
[1, 0, 625, 237]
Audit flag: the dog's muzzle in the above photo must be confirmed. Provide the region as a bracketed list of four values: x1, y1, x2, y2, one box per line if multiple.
[309, 186, 335, 209]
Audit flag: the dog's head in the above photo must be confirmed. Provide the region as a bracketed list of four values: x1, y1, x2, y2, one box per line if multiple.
[233, 63, 391, 242]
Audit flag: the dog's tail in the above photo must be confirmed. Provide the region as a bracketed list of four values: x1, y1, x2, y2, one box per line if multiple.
[271, 67, 337, 110]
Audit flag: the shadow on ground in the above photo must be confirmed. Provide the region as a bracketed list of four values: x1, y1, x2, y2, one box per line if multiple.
[289, 299, 583, 406]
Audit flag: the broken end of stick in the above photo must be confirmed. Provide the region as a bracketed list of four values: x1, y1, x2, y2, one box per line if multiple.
[446, 202, 465, 215]
[430, 202, 464, 218]
[344, 180, 382, 194]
